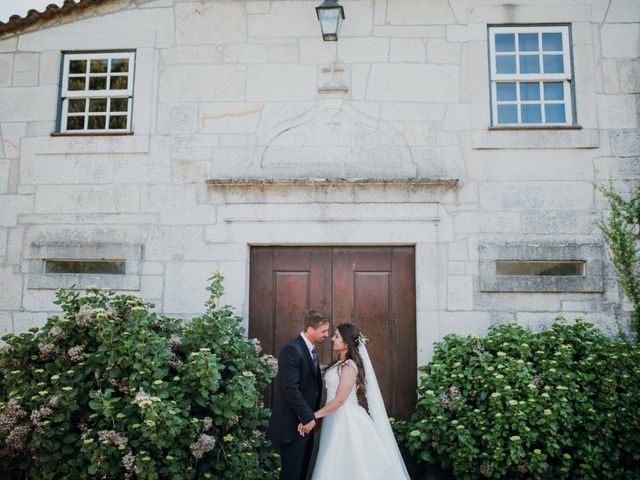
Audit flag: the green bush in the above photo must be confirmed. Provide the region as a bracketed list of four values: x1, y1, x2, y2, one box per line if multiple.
[394, 318, 640, 480]
[0, 273, 279, 480]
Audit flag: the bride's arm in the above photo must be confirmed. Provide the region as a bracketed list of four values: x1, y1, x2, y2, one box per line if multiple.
[313, 363, 357, 420]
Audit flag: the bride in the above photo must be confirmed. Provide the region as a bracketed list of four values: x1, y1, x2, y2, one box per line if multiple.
[299, 323, 410, 479]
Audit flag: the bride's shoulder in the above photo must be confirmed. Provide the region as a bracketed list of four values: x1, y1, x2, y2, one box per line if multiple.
[338, 359, 357, 373]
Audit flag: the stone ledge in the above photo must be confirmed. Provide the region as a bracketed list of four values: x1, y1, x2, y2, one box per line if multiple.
[206, 177, 459, 188]
[471, 129, 599, 150]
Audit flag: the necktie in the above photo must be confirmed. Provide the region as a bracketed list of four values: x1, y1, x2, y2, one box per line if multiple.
[311, 347, 319, 371]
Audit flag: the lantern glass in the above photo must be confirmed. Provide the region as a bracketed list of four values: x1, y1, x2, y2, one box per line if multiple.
[316, 3, 344, 41]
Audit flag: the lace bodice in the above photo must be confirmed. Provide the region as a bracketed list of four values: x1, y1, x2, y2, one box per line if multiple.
[324, 359, 358, 406]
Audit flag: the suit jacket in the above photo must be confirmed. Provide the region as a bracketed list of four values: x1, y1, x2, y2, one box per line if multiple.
[267, 335, 323, 445]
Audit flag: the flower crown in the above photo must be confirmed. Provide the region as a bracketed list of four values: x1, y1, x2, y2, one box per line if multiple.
[357, 333, 368, 346]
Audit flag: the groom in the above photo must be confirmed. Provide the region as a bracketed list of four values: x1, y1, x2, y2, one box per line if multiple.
[267, 309, 330, 480]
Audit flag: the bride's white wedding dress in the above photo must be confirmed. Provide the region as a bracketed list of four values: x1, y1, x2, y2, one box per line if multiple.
[311, 347, 410, 480]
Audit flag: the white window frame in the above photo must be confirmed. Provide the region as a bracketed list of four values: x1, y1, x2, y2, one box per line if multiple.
[59, 51, 135, 133]
[489, 25, 574, 127]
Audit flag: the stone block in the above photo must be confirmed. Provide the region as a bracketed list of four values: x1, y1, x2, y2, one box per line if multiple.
[269, 45, 299, 63]
[443, 104, 471, 131]
[249, 2, 319, 37]
[522, 211, 598, 235]
[373, 25, 445, 38]
[0, 227, 7, 259]
[437, 311, 492, 338]
[164, 261, 216, 314]
[161, 46, 223, 65]
[338, 37, 388, 63]
[34, 185, 139, 214]
[387, 0, 456, 25]
[597, 95, 638, 129]
[224, 44, 269, 63]
[447, 25, 468, 42]
[0, 195, 33, 226]
[22, 289, 59, 312]
[247, 2, 270, 14]
[619, 60, 640, 93]
[338, 1, 375, 37]
[477, 292, 562, 312]
[0, 160, 11, 194]
[142, 184, 217, 225]
[12, 312, 51, 335]
[0, 54, 12, 87]
[159, 65, 246, 102]
[470, 151, 595, 181]
[389, 38, 425, 63]
[600, 59, 620, 93]
[601, 24, 640, 58]
[367, 64, 459, 102]
[380, 102, 446, 122]
[427, 39, 461, 64]
[351, 64, 371, 100]
[606, 0, 640, 22]
[479, 182, 593, 211]
[158, 103, 198, 134]
[1, 123, 27, 159]
[471, 129, 600, 150]
[0, 312, 11, 338]
[0, 265, 22, 310]
[0, 37, 17, 53]
[13, 53, 38, 72]
[610, 129, 640, 157]
[38, 50, 60, 86]
[175, 2, 247, 45]
[145, 226, 215, 262]
[0, 86, 57, 122]
[247, 64, 317, 101]
[140, 275, 164, 299]
[595, 156, 640, 180]
[374, 0, 386, 25]
[299, 38, 337, 64]
[12, 71, 38, 87]
[198, 102, 263, 134]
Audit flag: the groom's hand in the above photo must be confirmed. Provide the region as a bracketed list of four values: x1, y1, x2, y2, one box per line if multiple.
[299, 419, 316, 436]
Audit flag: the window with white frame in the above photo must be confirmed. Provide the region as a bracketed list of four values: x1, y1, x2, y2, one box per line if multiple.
[489, 26, 574, 127]
[59, 51, 135, 133]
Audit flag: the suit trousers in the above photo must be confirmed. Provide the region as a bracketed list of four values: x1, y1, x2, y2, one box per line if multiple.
[279, 431, 315, 480]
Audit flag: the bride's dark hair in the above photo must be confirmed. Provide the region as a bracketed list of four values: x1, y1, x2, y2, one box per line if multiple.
[325, 323, 368, 413]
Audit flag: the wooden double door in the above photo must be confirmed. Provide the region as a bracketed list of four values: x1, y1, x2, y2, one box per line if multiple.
[249, 246, 417, 419]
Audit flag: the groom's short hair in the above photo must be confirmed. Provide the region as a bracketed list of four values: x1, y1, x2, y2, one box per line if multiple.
[304, 309, 330, 330]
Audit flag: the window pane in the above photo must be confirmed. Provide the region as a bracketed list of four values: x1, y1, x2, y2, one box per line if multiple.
[88, 116, 106, 130]
[519, 55, 540, 73]
[109, 76, 128, 90]
[89, 98, 107, 112]
[66, 116, 85, 130]
[68, 98, 86, 113]
[90, 59, 107, 73]
[109, 116, 128, 129]
[518, 33, 539, 52]
[89, 77, 107, 90]
[543, 54, 564, 73]
[521, 104, 542, 123]
[496, 260, 584, 276]
[496, 82, 517, 101]
[496, 55, 516, 74]
[543, 82, 564, 100]
[520, 82, 540, 101]
[45, 259, 126, 275]
[495, 33, 515, 52]
[111, 58, 129, 73]
[545, 104, 566, 123]
[542, 32, 563, 51]
[497, 104, 518, 124]
[68, 77, 86, 91]
[110, 98, 128, 112]
[69, 60, 86, 74]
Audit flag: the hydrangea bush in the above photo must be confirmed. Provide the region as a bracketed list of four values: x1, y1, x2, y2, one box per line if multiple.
[394, 318, 640, 480]
[0, 273, 279, 480]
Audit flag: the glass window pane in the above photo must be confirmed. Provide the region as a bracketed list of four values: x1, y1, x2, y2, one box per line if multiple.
[68, 99, 86, 113]
[519, 55, 540, 73]
[88, 116, 106, 130]
[496, 261, 584, 276]
[45, 260, 126, 275]
[496, 55, 516, 74]
[109, 76, 128, 90]
[109, 116, 128, 130]
[89, 98, 107, 112]
[518, 33, 539, 52]
[68, 77, 86, 91]
[66, 116, 85, 130]
[496, 82, 517, 101]
[542, 32, 563, 51]
[522, 104, 542, 123]
[545, 104, 566, 123]
[497, 104, 518, 124]
[90, 59, 107, 73]
[111, 58, 129, 73]
[495, 33, 515, 52]
[543, 55, 564, 73]
[69, 60, 86, 74]
[89, 77, 107, 90]
[520, 82, 540, 101]
[110, 98, 128, 112]
[543, 82, 564, 100]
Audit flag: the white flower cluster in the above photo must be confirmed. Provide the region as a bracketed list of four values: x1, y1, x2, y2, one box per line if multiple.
[189, 433, 216, 459]
[131, 388, 161, 409]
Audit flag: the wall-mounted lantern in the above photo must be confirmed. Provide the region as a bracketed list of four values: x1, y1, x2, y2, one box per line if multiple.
[316, 0, 345, 41]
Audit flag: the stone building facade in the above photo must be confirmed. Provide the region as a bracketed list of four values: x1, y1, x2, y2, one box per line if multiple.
[0, 0, 638, 367]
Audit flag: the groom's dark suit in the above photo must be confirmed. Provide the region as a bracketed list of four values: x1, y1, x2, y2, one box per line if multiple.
[267, 334, 323, 480]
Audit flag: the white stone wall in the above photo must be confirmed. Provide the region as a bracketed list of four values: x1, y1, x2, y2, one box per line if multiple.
[0, 0, 638, 361]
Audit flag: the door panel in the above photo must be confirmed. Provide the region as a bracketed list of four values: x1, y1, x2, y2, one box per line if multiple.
[249, 246, 416, 419]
